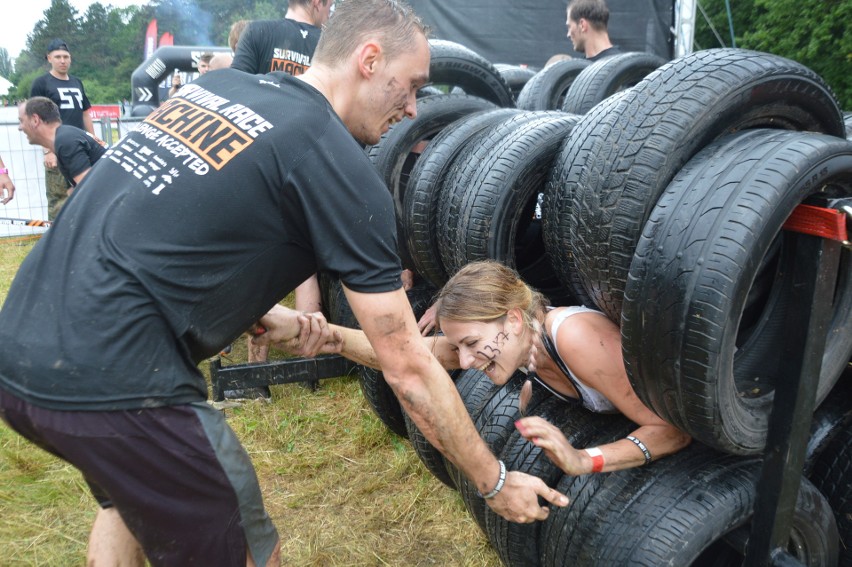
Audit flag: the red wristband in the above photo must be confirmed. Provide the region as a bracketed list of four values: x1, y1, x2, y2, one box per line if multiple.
[585, 447, 604, 473]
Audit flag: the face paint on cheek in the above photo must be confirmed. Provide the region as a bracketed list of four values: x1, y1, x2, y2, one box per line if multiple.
[476, 330, 511, 370]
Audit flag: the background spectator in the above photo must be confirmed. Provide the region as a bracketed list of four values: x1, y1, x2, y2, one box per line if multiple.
[30, 39, 94, 219]
[566, 0, 621, 60]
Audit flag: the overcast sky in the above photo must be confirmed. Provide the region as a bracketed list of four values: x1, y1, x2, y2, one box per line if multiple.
[3, 0, 149, 62]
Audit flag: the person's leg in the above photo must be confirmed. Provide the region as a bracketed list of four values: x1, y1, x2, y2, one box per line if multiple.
[247, 335, 269, 364]
[89, 403, 278, 565]
[0, 390, 280, 566]
[0, 390, 146, 565]
[248, 538, 281, 567]
[87, 507, 146, 567]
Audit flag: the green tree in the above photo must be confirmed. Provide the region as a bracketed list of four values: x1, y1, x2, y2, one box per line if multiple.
[75, 4, 152, 100]
[693, 0, 757, 50]
[29, 0, 83, 60]
[743, 0, 851, 110]
[694, 0, 851, 109]
[12, 0, 152, 103]
[13, 0, 83, 84]
[0, 48, 13, 79]
[218, 1, 282, 44]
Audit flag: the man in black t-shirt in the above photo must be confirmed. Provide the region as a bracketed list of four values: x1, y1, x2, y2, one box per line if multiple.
[30, 39, 95, 219]
[0, 1, 568, 564]
[232, 0, 332, 76]
[18, 97, 106, 214]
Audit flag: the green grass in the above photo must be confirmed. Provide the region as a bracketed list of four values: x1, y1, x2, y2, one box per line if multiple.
[0, 236, 500, 566]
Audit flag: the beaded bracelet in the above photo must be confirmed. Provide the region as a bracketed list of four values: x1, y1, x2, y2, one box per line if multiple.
[627, 435, 652, 465]
[478, 460, 507, 499]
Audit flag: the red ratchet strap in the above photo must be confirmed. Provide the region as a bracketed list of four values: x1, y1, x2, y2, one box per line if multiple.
[782, 204, 848, 242]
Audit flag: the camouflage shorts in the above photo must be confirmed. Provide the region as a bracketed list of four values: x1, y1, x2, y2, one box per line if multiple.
[45, 166, 70, 220]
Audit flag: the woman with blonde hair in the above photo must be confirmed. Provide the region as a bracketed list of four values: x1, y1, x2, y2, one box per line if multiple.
[285, 259, 690, 476]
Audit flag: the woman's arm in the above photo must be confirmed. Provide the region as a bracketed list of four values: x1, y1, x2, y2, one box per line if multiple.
[330, 323, 461, 371]
[253, 304, 461, 370]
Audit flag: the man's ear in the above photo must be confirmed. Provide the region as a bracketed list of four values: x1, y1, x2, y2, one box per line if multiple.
[357, 41, 382, 78]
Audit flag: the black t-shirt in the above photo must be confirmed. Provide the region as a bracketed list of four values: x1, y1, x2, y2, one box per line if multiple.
[588, 46, 622, 61]
[0, 69, 402, 411]
[54, 125, 107, 186]
[231, 19, 321, 75]
[30, 73, 92, 130]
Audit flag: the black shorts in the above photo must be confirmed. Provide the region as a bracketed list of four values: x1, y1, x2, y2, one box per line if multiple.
[0, 388, 278, 566]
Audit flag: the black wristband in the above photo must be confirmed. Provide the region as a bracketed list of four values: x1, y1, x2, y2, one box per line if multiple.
[626, 435, 652, 465]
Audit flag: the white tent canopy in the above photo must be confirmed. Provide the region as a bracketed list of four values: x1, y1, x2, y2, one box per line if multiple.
[0, 76, 12, 96]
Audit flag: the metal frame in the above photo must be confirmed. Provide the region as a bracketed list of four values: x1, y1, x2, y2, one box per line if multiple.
[209, 354, 358, 401]
[744, 214, 845, 565]
[674, 0, 698, 57]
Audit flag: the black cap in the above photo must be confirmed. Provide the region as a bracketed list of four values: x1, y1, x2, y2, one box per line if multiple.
[46, 39, 70, 55]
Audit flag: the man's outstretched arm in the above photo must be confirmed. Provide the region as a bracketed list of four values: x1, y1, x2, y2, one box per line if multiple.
[343, 285, 569, 523]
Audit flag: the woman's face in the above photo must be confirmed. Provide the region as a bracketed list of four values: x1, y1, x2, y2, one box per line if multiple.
[441, 309, 531, 385]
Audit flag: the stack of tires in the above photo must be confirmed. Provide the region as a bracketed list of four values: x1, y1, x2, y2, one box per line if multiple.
[321, 41, 852, 566]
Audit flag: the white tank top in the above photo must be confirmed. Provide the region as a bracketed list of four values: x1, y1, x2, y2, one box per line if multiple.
[548, 306, 618, 414]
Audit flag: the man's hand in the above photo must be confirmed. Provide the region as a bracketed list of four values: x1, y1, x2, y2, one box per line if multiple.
[44, 152, 58, 169]
[0, 172, 14, 205]
[486, 470, 569, 523]
[252, 304, 341, 358]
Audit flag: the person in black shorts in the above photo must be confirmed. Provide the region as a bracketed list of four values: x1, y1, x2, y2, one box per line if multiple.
[0, 0, 568, 564]
[18, 97, 106, 195]
[30, 38, 95, 219]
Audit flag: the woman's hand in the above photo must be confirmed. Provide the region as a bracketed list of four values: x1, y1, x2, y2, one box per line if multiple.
[515, 416, 588, 476]
[417, 303, 438, 336]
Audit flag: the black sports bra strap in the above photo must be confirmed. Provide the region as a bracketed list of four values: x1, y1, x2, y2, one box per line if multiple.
[539, 330, 585, 406]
